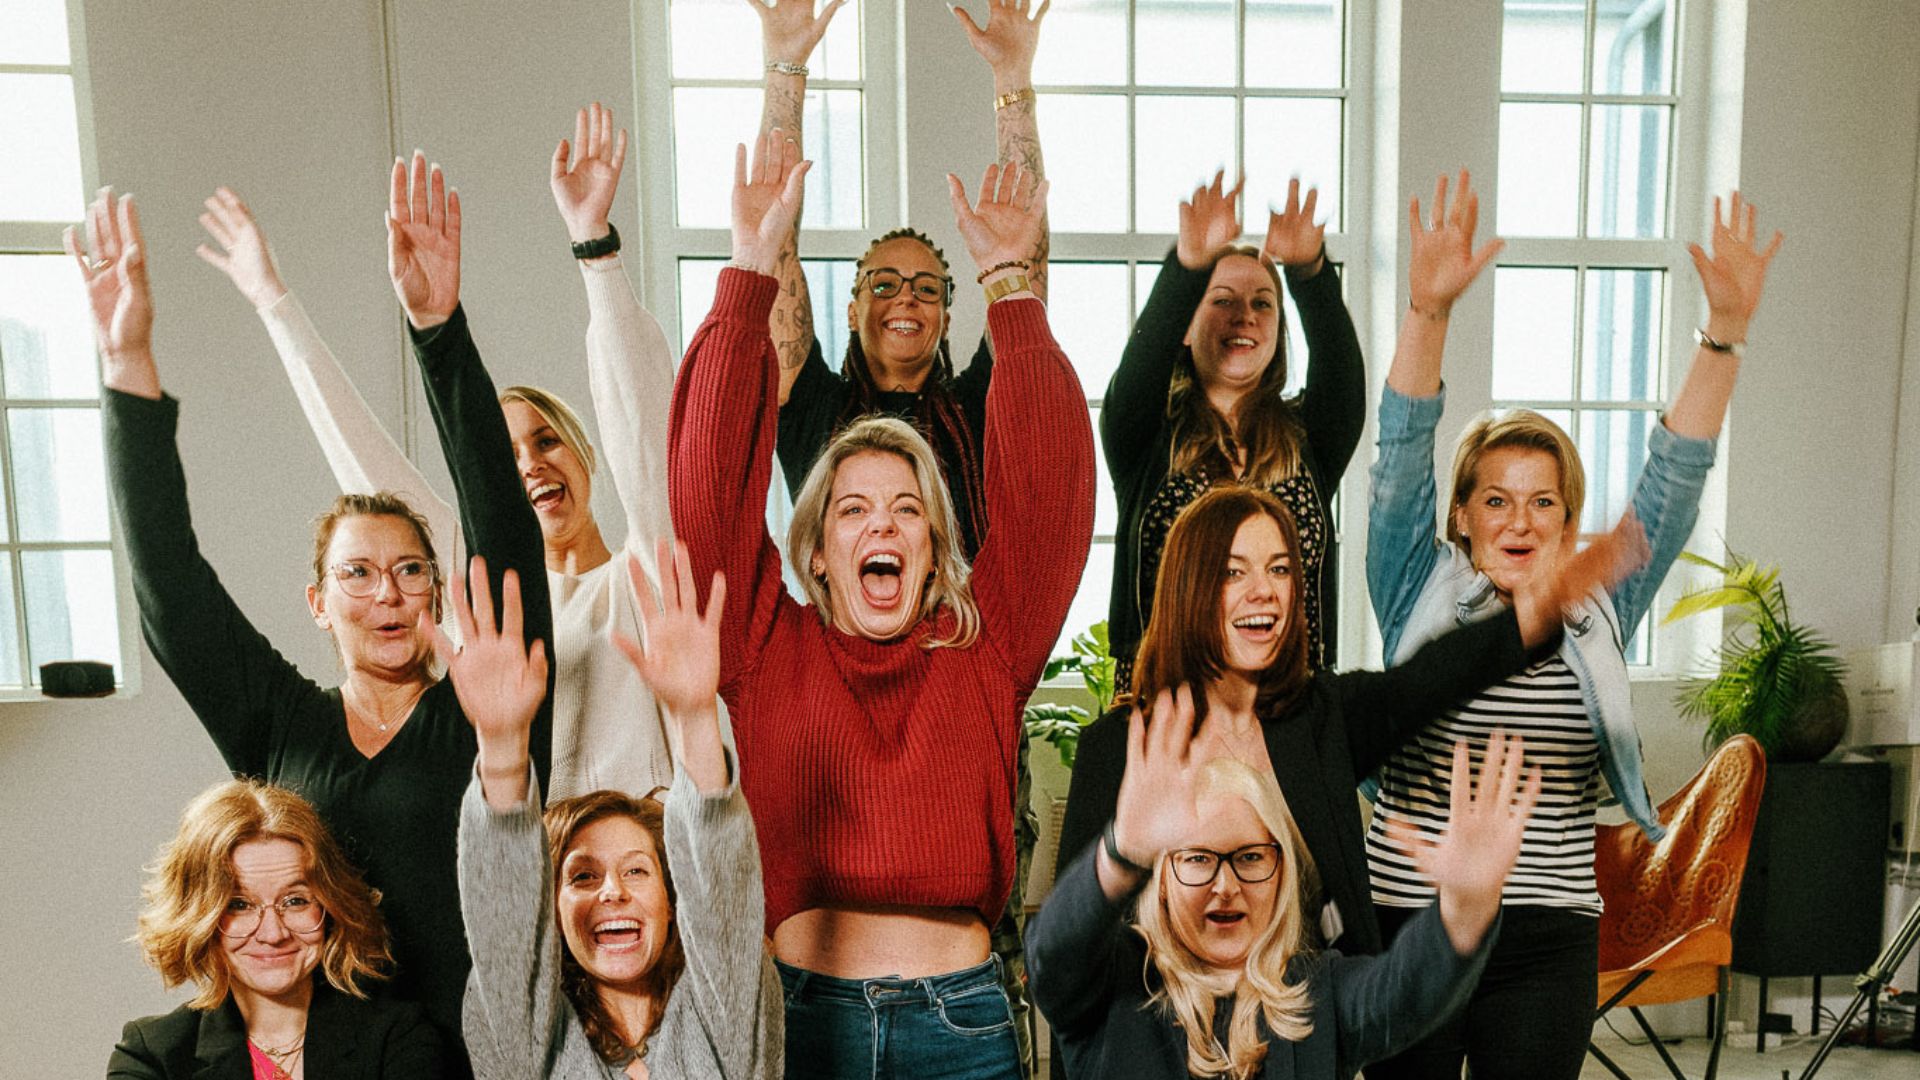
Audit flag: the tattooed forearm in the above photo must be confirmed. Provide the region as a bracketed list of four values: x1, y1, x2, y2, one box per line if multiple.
[995, 101, 1050, 303]
[763, 71, 816, 397]
[759, 78, 806, 142]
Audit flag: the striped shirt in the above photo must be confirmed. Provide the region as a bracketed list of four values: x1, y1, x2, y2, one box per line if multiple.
[1367, 654, 1604, 914]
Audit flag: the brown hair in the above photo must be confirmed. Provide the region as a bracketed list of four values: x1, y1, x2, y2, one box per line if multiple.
[500, 384, 599, 479]
[1131, 487, 1310, 720]
[1167, 248, 1304, 487]
[1446, 409, 1586, 550]
[544, 790, 687, 1064]
[134, 779, 391, 1010]
[309, 491, 444, 625]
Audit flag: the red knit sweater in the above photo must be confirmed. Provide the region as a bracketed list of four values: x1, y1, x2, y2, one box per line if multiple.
[669, 269, 1094, 934]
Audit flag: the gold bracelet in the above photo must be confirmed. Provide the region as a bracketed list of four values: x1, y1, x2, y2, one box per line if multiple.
[983, 273, 1031, 304]
[994, 87, 1035, 111]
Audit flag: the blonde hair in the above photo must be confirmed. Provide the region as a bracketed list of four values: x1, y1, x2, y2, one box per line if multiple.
[134, 780, 391, 1010]
[1134, 759, 1319, 1080]
[501, 384, 599, 478]
[787, 416, 980, 649]
[1446, 409, 1586, 550]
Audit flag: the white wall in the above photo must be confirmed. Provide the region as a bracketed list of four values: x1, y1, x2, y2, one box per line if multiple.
[3, 0, 1917, 1074]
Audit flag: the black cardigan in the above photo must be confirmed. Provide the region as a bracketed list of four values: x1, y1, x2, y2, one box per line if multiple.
[1056, 608, 1536, 960]
[1102, 249, 1365, 669]
[104, 306, 552, 1077]
[1027, 843, 1495, 1080]
[107, 978, 443, 1079]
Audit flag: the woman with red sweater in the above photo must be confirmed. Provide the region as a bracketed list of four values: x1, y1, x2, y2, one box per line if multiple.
[668, 130, 1094, 1080]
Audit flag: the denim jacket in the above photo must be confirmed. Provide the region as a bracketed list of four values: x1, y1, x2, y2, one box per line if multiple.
[1364, 385, 1718, 841]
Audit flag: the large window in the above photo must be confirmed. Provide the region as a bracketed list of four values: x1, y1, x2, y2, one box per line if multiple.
[0, 0, 126, 695]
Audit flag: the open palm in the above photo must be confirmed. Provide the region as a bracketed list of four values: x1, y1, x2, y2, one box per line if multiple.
[1261, 178, 1325, 267]
[1407, 170, 1503, 316]
[614, 539, 726, 723]
[949, 160, 1048, 274]
[1177, 170, 1243, 269]
[387, 151, 462, 329]
[551, 103, 628, 244]
[429, 556, 549, 753]
[1689, 191, 1781, 332]
[65, 188, 153, 360]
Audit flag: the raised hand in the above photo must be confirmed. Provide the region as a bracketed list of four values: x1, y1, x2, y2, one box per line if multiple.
[1176, 170, 1244, 270]
[750, 0, 846, 68]
[1689, 191, 1782, 343]
[65, 187, 158, 397]
[1509, 511, 1650, 648]
[1386, 732, 1541, 954]
[1407, 170, 1504, 319]
[731, 128, 812, 276]
[1109, 685, 1204, 874]
[614, 539, 730, 794]
[427, 556, 549, 808]
[550, 102, 628, 246]
[194, 187, 289, 309]
[1261, 178, 1325, 270]
[386, 151, 462, 330]
[947, 160, 1049, 281]
[955, 0, 1049, 80]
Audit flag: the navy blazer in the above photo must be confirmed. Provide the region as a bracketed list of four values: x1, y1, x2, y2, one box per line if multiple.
[107, 978, 443, 1080]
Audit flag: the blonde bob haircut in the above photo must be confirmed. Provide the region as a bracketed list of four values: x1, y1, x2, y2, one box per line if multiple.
[1134, 758, 1320, 1080]
[1446, 408, 1586, 551]
[501, 384, 599, 478]
[135, 779, 391, 1011]
[787, 416, 980, 650]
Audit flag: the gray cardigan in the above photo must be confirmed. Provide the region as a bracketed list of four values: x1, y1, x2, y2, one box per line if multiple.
[456, 758, 782, 1080]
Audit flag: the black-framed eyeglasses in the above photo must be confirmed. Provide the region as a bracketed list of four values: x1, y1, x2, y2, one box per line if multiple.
[857, 267, 952, 307]
[218, 893, 326, 938]
[328, 559, 435, 598]
[1168, 843, 1282, 887]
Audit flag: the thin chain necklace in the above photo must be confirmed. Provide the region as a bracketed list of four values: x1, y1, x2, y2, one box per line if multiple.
[251, 1034, 304, 1079]
[344, 683, 423, 735]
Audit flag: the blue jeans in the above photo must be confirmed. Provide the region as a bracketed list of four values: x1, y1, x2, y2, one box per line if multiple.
[776, 956, 1023, 1080]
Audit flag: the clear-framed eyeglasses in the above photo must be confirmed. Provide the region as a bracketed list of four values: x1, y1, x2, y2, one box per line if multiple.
[1168, 843, 1283, 887]
[327, 559, 435, 598]
[218, 893, 326, 938]
[857, 267, 952, 307]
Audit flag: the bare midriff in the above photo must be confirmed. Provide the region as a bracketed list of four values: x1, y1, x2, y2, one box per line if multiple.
[772, 903, 992, 979]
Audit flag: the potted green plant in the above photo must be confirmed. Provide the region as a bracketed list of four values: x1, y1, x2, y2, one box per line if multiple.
[1663, 549, 1849, 761]
[1023, 621, 1119, 768]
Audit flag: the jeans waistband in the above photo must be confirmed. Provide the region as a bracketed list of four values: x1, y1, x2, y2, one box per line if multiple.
[776, 955, 1003, 1006]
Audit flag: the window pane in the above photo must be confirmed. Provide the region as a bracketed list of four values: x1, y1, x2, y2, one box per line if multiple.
[1585, 104, 1669, 239]
[1058, 540, 1115, 658]
[0, 74, 85, 222]
[1089, 406, 1118, 537]
[1136, 96, 1236, 234]
[23, 548, 120, 680]
[1136, 0, 1235, 88]
[1244, 97, 1343, 231]
[1501, 0, 1586, 94]
[1593, 0, 1673, 95]
[670, 0, 863, 81]
[1497, 102, 1582, 237]
[1033, 0, 1128, 86]
[803, 259, 859, 372]
[1492, 268, 1576, 401]
[800, 90, 866, 229]
[674, 88, 864, 229]
[1048, 262, 1131, 399]
[0, 565, 17, 685]
[9, 407, 109, 542]
[0, 0, 71, 65]
[1581, 269, 1663, 402]
[0, 254, 98, 399]
[1245, 0, 1344, 90]
[1037, 93, 1130, 233]
[1577, 408, 1655, 534]
[676, 259, 726, 354]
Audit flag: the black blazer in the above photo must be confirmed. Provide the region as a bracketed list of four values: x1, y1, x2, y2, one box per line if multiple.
[107, 979, 443, 1080]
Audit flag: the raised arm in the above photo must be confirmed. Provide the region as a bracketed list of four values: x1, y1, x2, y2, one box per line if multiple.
[552, 103, 677, 554]
[957, 0, 1051, 301]
[1265, 179, 1366, 486]
[389, 151, 555, 786]
[669, 131, 812, 696]
[948, 161, 1094, 679]
[81, 189, 321, 770]
[1102, 173, 1241, 481]
[749, 0, 844, 404]
[1383, 170, 1503, 399]
[196, 187, 462, 573]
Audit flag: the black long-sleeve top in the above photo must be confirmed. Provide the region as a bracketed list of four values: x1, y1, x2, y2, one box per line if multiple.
[104, 305, 553, 1078]
[1027, 842, 1496, 1080]
[1056, 609, 1536, 961]
[1103, 250, 1365, 670]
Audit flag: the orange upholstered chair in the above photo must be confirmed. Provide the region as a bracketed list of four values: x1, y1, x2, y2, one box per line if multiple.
[1588, 734, 1768, 1080]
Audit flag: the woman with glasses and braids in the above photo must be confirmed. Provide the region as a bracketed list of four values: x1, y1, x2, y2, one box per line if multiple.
[110, 780, 444, 1079]
[754, 0, 1050, 558]
[194, 103, 682, 803]
[88, 158, 550, 1078]
[1105, 172, 1366, 691]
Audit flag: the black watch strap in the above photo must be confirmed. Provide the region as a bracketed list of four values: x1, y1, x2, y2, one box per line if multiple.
[1102, 821, 1152, 877]
[571, 222, 621, 260]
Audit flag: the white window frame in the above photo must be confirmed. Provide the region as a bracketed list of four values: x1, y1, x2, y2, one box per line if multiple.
[0, 0, 141, 700]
